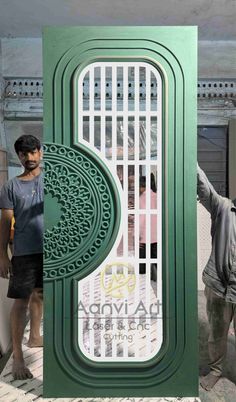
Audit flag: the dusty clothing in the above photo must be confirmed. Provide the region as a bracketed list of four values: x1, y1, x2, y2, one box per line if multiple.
[205, 286, 236, 376]
[197, 166, 236, 303]
[8, 254, 43, 299]
[0, 174, 43, 256]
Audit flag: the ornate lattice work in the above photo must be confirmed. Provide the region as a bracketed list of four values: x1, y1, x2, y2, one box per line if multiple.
[43, 143, 117, 280]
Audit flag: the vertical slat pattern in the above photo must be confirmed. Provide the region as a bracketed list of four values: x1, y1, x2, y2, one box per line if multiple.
[112, 66, 117, 161]
[100, 66, 106, 157]
[111, 264, 118, 358]
[146, 66, 152, 355]
[78, 62, 162, 362]
[122, 65, 129, 260]
[145, 66, 151, 343]
[122, 161, 128, 259]
[122, 263, 128, 358]
[100, 269, 106, 357]
[156, 72, 163, 351]
[89, 68, 94, 146]
[134, 65, 140, 357]
[78, 73, 83, 146]
[89, 276, 95, 355]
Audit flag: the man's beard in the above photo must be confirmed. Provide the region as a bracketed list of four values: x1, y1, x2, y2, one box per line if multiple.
[24, 161, 39, 170]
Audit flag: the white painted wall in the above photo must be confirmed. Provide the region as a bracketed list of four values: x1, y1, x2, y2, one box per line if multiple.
[0, 0, 235, 41]
[198, 41, 236, 78]
[1, 38, 42, 77]
[1, 38, 236, 79]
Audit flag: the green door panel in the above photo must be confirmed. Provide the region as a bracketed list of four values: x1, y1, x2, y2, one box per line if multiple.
[43, 26, 198, 398]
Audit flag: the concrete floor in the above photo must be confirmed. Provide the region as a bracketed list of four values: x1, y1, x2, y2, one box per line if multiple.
[0, 291, 235, 401]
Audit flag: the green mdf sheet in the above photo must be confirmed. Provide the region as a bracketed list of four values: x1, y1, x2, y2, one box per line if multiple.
[43, 26, 198, 398]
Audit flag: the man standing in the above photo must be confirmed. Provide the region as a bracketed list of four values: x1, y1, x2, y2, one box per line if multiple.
[197, 164, 236, 391]
[0, 135, 43, 380]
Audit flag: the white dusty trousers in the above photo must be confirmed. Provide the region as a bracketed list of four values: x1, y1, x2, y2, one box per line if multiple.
[205, 286, 236, 376]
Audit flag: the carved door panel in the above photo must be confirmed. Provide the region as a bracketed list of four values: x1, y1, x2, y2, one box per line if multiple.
[43, 27, 198, 398]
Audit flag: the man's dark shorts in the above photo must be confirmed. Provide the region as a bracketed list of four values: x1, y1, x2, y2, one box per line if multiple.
[8, 253, 43, 299]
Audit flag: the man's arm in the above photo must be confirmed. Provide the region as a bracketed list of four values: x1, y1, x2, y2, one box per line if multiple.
[197, 164, 222, 214]
[0, 209, 13, 278]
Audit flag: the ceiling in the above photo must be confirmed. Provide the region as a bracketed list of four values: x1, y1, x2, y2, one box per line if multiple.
[0, 0, 236, 40]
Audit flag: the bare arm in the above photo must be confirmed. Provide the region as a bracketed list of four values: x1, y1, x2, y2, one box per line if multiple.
[197, 164, 222, 215]
[0, 209, 13, 278]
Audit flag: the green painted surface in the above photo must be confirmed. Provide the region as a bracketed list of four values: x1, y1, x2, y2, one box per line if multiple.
[44, 192, 63, 232]
[43, 26, 198, 398]
[43, 143, 120, 280]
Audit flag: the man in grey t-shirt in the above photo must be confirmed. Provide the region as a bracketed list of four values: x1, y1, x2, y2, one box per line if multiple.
[0, 135, 43, 380]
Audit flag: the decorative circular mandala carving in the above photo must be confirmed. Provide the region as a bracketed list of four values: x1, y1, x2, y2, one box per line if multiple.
[43, 143, 119, 281]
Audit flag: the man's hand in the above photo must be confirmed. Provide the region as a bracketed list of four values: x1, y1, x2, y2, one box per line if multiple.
[0, 208, 13, 278]
[0, 253, 12, 279]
